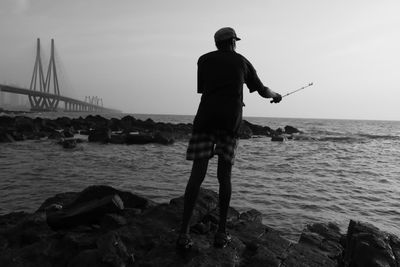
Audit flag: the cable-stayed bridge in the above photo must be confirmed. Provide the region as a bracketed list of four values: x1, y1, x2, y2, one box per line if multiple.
[0, 39, 120, 113]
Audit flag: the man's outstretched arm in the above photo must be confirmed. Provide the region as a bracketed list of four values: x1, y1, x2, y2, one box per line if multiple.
[257, 86, 282, 103]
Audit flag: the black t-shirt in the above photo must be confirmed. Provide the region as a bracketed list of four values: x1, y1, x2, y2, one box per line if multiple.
[193, 50, 265, 136]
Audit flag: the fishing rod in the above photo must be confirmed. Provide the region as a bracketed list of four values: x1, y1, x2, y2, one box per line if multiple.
[270, 82, 314, 103]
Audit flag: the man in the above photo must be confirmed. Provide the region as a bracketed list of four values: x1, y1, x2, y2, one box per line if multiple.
[177, 27, 282, 249]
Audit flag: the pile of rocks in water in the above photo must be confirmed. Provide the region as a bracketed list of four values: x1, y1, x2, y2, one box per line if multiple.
[0, 114, 301, 145]
[0, 185, 398, 267]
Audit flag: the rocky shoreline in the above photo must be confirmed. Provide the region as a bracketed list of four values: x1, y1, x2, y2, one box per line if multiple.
[0, 113, 301, 145]
[0, 185, 399, 266]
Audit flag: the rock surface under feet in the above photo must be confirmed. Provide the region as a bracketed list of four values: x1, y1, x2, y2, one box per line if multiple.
[0, 185, 398, 267]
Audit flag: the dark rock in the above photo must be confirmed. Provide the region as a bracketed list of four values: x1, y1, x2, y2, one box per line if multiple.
[344, 220, 398, 267]
[126, 132, 154, 144]
[108, 118, 122, 131]
[62, 128, 75, 138]
[390, 235, 400, 266]
[0, 116, 15, 128]
[71, 117, 89, 132]
[37, 192, 78, 212]
[271, 135, 288, 142]
[120, 115, 137, 131]
[284, 125, 302, 134]
[85, 115, 109, 129]
[101, 214, 128, 230]
[60, 138, 77, 149]
[88, 127, 111, 143]
[71, 185, 153, 210]
[0, 130, 15, 142]
[238, 123, 253, 139]
[96, 231, 133, 266]
[48, 130, 63, 140]
[239, 209, 262, 223]
[242, 120, 273, 136]
[110, 132, 126, 144]
[153, 131, 174, 145]
[1, 115, 297, 144]
[15, 116, 35, 132]
[298, 222, 343, 263]
[47, 194, 124, 230]
[55, 117, 72, 128]
[3, 185, 400, 267]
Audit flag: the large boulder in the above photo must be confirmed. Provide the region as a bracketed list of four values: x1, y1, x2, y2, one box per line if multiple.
[54, 117, 72, 128]
[343, 220, 399, 267]
[243, 120, 273, 136]
[46, 194, 124, 230]
[88, 127, 111, 143]
[119, 115, 137, 131]
[85, 115, 108, 129]
[0, 129, 14, 142]
[284, 125, 302, 134]
[238, 123, 253, 139]
[2, 185, 400, 267]
[14, 116, 35, 133]
[0, 116, 15, 128]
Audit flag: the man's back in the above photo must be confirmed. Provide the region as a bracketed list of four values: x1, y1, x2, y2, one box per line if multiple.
[198, 50, 248, 99]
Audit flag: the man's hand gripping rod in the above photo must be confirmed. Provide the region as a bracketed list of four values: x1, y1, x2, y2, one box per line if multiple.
[270, 82, 314, 103]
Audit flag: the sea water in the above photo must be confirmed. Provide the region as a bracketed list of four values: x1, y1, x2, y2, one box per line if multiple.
[1, 112, 399, 241]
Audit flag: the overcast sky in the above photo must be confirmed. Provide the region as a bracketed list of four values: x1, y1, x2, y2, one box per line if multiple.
[0, 0, 399, 120]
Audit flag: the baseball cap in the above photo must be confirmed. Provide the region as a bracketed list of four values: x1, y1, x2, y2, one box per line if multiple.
[214, 27, 241, 42]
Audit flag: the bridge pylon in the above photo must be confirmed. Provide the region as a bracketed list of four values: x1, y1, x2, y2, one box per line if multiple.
[28, 38, 60, 111]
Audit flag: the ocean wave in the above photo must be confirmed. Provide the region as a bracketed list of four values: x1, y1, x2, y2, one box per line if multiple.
[357, 133, 400, 140]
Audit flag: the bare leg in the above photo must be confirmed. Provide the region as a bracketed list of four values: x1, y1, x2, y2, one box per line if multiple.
[180, 159, 209, 234]
[216, 156, 232, 233]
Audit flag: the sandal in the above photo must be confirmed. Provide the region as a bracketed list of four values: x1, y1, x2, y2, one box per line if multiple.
[214, 232, 232, 248]
[176, 234, 193, 250]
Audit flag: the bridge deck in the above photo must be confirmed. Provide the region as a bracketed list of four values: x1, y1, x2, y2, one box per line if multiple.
[0, 84, 120, 113]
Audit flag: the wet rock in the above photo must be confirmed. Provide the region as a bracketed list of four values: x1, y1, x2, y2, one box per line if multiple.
[71, 117, 89, 132]
[47, 194, 124, 230]
[284, 125, 302, 134]
[153, 131, 174, 144]
[0, 130, 14, 142]
[126, 132, 154, 144]
[271, 135, 289, 142]
[14, 116, 35, 133]
[100, 214, 128, 230]
[96, 231, 133, 266]
[0, 115, 299, 143]
[37, 192, 78, 212]
[119, 115, 137, 131]
[297, 222, 344, 264]
[0, 116, 15, 128]
[239, 209, 262, 223]
[55, 117, 72, 128]
[109, 118, 122, 131]
[85, 115, 109, 129]
[60, 138, 77, 149]
[110, 132, 126, 144]
[242, 120, 273, 136]
[88, 127, 111, 143]
[3, 185, 400, 267]
[238, 123, 253, 139]
[344, 220, 398, 267]
[72, 185, 154, 210]
[62, 128, 75, 138]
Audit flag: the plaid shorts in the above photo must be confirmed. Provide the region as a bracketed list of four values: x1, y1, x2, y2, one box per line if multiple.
[186, 132, 239, 164]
